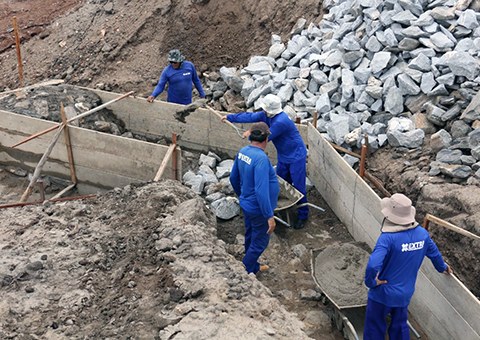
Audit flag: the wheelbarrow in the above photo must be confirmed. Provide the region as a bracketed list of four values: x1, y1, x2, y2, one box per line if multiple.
[311, 244, 422, 340]
[274, 175, 324, 228]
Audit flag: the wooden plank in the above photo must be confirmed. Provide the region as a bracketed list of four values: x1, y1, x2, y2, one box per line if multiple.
[154, 144, 175, 181]
[426, 214, 480, 241]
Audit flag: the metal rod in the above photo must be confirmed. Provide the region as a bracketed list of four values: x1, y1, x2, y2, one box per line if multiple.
[297, 202, 325, 212]
[60, 103, 77, 184]
[172, 133, 178, 180]
[274, 216, 291, 228]
[407, 320, 421, 339]
[0, 193, 96, 209]
[12, 16, 24, 87]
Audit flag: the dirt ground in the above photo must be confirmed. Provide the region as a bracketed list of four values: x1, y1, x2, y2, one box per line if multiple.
[0, 0, 479, 339]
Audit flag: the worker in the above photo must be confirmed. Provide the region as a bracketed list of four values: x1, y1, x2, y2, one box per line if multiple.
[230, 122, 279, 274]
[364, 193, 452, 340]
[147, 49, 205, 105]
[222, 94, 308, 229]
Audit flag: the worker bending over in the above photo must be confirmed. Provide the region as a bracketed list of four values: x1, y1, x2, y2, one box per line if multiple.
[223, 94, 308, 229]
[230, 122, 279, 274]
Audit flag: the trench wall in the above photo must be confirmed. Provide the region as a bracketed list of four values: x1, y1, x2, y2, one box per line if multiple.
[307, 124, 480, 340]
[88, 88, 308, 160]
[0, 110, 181, 192]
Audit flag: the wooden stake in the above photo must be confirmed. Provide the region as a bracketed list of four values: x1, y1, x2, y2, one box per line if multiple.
[359, 144, 368, 178]
[19, 124, 66, 202]
[60, 103, 77, 183]
[12, 17, 24, 87]
[312, 111, 318, 129]
[153, 144, 176, 181]
[11, 91, 134, 148]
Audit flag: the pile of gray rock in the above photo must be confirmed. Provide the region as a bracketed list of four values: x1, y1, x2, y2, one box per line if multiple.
[182, 152, 240, 219]
[0, 84, 126, 135]
[203, 0, 480, 183]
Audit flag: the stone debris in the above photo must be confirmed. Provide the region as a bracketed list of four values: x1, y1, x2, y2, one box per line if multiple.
[202, 0, 480, 183]
[0, 84, 126, 136]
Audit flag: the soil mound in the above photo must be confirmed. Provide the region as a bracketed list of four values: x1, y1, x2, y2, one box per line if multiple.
[0, 180, 311, 339]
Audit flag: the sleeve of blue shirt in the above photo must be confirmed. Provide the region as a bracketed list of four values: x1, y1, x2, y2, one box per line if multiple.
[425, 236, 448, 272]
[230, 156, 241, 196]
[365, 234, 389, 288]
[191, 64, 205, 98]
[226, 111, 267, 123]
[151, 68, 169, 98]
[254, 157, 274, 218]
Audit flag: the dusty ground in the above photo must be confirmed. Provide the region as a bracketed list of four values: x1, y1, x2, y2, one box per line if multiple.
[0, 0, 479, 339]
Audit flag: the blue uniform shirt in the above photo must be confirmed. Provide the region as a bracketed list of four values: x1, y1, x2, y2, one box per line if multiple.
[229, 145, 279, 218]
[151, 61, 205, 105]
[226, 111, 307, 164]
[365, 225, 447, 307]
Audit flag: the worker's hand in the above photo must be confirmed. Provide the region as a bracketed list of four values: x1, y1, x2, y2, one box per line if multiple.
[444, 264, 453, 275]
[147, 95, 155, 103]
[220, 116, 227, 123]
[243, 129, 251, 139]
[375, 274, 387, 286]
[267, 217, 276, 235]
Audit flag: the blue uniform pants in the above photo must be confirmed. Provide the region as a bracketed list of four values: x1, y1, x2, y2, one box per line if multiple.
[276, 159, 308, 220]
[364, 298, 410, 340]
[242, 211, 270, 274]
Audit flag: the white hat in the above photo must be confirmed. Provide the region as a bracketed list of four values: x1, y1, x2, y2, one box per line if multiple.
[381, 193, 416, 225]
[261, 94, 283, 116]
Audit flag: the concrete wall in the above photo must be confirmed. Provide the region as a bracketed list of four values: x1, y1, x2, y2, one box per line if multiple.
[0, 110, 181, 193]
[88, 88, 308, 162]
[307, 124, 480, 340]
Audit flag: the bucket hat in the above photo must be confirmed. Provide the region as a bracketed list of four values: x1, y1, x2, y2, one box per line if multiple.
[381, 193, 416, 225]
[261, 94, 283, 116]
[168, 49, 185, 63]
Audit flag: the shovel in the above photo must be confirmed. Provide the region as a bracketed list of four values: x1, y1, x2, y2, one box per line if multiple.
[174, 99, 245, 138]
[174, 99, 207, 123]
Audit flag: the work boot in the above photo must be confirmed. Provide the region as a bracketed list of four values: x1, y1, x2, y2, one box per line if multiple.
[293, 219, 307, 229]
[259, 264, 269, 272]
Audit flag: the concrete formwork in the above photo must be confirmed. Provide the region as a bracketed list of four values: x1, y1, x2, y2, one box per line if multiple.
[307, 124, 480, 340]
[0, 109, 181, 193]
